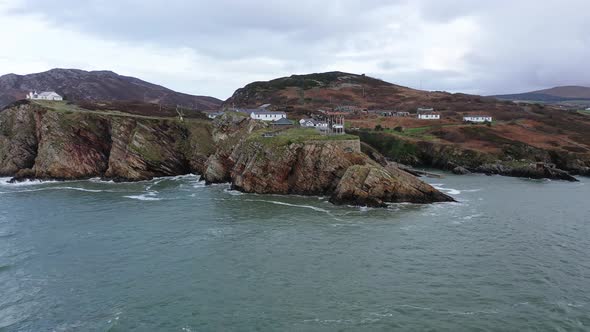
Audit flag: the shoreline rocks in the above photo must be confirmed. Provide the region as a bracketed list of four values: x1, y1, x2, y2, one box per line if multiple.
[355, 130, 587, 182]
[474, 162, 578, 182]
[1, 104, 455, 207]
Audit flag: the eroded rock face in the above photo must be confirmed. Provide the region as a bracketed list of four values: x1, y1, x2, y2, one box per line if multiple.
[0, 105, 39, 175]
[203, 118, 453, 206]
[0, 102, 214, 181]
[105, 118, 197, 181]
[32, 110, 111, 179]
[230, 140, 366, 195]
[202, 113, 266, 184]
[330, 165, 455, 207]
[0, 104, 454, 206]
[475, 162, 578, 182]
[452, 166, 471, 175]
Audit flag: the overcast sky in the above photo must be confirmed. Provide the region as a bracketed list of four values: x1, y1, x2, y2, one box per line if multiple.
[1, 0, 589, 99]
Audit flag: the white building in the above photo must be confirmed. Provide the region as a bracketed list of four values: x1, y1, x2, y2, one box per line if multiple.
[417, 112, 441, 120]
[299, 118, 328, 129]
[26, 91, 63, 101]
[463, 115, 493, 123]
[250, 111, 286, 121]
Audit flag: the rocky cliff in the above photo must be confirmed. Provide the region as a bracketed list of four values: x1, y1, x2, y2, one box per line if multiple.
[0, 101, 453, 207]
[356, 130, 588, 181]
[202, 115, 454, 206]
[0, 101, 214, 181]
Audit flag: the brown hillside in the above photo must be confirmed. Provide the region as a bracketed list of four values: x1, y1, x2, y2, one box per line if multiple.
[0, 68, 222, 110]
[531, 86, 590, 99]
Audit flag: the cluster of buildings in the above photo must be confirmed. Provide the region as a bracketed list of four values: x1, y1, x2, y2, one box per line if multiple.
[369, 107, 492, 123]
[210, 104, 345, 134]
[299, 117, 344, 134]
[26, 91, 63, 101]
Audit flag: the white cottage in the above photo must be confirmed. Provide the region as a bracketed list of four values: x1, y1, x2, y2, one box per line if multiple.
[299, 118, 328, 129]
[417, 112, 441, 120]
[463, 115, 493, 123]
[27, 91, 63, 101]
[250, 111, 286, 121]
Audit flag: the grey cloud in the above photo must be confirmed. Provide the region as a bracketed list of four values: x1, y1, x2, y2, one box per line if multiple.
[14, 0, 402, 58]
[7, 0, 590, 96]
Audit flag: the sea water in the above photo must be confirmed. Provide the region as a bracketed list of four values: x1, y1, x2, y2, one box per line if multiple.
[1, 174, 589, 331]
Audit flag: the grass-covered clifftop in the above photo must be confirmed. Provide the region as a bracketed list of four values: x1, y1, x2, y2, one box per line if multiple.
[247, 127, 359, 147]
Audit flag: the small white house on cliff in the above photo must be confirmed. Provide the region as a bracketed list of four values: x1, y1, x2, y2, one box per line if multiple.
[299, 118, 328, 129]
[250, 111, 286, 121]
[27, 91, 63, 101]
[463, 115, 492, 123]
[417, 112, 440, 120]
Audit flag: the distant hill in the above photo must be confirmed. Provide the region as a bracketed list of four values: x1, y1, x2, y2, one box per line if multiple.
[224, 71, 516, 114]
[493, 86, 590, 105]
[224, 71, 416, 109]
[0, 68, 222, 110]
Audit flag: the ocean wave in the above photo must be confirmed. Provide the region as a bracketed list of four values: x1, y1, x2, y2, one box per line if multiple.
[54, 187, 108, 193]
[462, 213, 484, 220]
[124, 192, 161, 201]
[243, 199, 334, 215]
[0, 186, 115, 194]
[192, 181, 207, 188]
[224, 188, 244, 196]
[463, 189, 482, 193]
[371, 304, 500, 316]
[0, 177, 59, 187]
[433, 185, 461, 195]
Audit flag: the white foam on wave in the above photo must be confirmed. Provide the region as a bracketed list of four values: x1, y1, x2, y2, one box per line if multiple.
[192, 181, 206, 188]
[243, 199, 332, 214]
[169, 174, 200, 181]
[124, 191, 161, 201]
[88, 177, 115, 184]
[224, 188, 244, 196]
[56, 186, 107, 193]
[433, 185, 461, 195]
[371, 304, 500, 317]
[0, 186, 113, 194]
[463, 189, 482, 193]
[463, 213, 484, 220]
[0, 177, 59, 187]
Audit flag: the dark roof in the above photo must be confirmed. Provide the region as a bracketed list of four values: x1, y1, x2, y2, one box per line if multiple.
[273, 118, 294, 125]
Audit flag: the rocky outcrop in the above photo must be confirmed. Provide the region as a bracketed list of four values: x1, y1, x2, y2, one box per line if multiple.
[200, 115, 454, 205]
[203, 112, 265, 184]
[0, 104, 39, 175]
[331, 165, 454, 207]
[230, 140, 365, 195]
[452, 166, 471, 175]
[0, 103, 454, 206]
[31, 109, 111, 179]
[104, 117, 205, 181]
[356, 130, 587, 181]
[475, 162, 578, 182]
[0, 101, 214, 181]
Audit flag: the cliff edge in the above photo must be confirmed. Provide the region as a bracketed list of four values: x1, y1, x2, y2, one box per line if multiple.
[0, 101, 454, 207]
